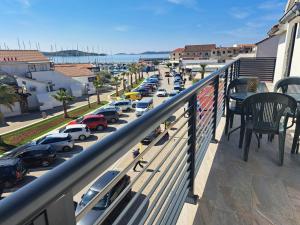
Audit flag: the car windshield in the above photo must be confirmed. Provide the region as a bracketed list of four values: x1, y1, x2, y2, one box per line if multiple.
[158, 89, 165, 92]
[36, 136, 46, 144]
[76, 117, 84, 123]
[136, 102, 148, 108]
[80, 190, 109, 210]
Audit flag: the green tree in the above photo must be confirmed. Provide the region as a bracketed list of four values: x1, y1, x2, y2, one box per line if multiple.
[0, 84, 19, 123]
[137, 64, 144, 79]
[52, 89, 74, 118]
[111, 76, 121, 97]
[121, 72, 127, 92]
[200, 64, 207, 79]
[128, 64, 135, 87]
[166, 62, 172, 68]
[93, 75, 104, 105]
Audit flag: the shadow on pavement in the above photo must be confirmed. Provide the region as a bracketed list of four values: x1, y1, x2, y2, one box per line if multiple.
[76, 135, 98, 143]
[155, 133, 170, 146]
[28, 157, 66, 172]
[120, 114, 130, 118]
[115, 119, 128, 125]
[115, 192, 150, 225]
[2, 175, 37, 193]
[57, 145, 84, 158]
[101, 127, 117, 133]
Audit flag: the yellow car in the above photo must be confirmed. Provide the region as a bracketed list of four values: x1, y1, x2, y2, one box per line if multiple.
[123, 92, 142, 101]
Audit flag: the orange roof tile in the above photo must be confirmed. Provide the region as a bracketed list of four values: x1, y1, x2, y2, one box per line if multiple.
[55, 64, 94, 77]
[172, 48, 185, 53]
[0, 50, 49, 62]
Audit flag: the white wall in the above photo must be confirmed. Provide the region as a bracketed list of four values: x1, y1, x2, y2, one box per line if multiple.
[72, 76, 96, 94]
[0, 102, 21, 118]
[290, 24, 300, 75]
[0, 63, 29, 76]
[256, 36, 280, 57]
[31, 71, 83, 97]
[274, 32, 287, 83]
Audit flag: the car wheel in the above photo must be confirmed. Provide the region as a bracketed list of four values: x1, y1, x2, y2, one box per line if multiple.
[41, 160, 50, 167]
[79, 135, 86, 141]
[96, 125, 104, 131]
[111, 118, 117, 123]
[63, 146, 72, 152]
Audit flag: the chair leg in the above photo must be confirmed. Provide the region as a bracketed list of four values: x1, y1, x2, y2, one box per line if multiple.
[278, 131, 286, 166]
[239, 116, 245, 148]
[243, 128, 252, 162]
[225, 111, 230, 135]
[229, 114, 234, 128]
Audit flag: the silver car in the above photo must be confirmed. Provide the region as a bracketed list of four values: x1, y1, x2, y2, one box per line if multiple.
[32, 133, 74, 152]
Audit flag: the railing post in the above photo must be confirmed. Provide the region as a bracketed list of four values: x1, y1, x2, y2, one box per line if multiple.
[237, 59, 241, 78]
[211, 75, 219, 143]
[223, 68, 228, 116]
[186, 93, 198, 204]
[230, 64, 233, 82]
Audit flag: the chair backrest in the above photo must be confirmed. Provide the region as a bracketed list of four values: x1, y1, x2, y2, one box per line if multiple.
[274, 77, 300, 94]
[242, 93, 297, 133]
[227, 77, 259, 97]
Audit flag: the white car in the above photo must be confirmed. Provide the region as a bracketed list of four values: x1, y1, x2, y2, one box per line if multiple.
[57, 124, 91, 141]
[156, 88, 168, 97]
[109, 100, 132, 111]
[101, 105, 122, 115]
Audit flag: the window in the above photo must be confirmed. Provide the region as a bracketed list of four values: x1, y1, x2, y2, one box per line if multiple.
[88, 77, 96, 82]
[223, 51, 225, 54]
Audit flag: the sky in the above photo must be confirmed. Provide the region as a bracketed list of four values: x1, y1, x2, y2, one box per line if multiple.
[0, 0, 287, 53]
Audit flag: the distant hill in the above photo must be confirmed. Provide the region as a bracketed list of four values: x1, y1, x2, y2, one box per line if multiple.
[43, 50, 107, 57]
[115, 51, 170, 55]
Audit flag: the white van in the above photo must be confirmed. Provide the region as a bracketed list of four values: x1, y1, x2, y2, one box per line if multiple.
[135, 98, 154, 117]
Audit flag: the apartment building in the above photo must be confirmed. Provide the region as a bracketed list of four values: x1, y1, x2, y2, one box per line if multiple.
[170, 48, 184, 61]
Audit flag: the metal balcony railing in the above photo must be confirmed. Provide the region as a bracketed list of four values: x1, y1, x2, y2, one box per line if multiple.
[0, 58, 275, 225]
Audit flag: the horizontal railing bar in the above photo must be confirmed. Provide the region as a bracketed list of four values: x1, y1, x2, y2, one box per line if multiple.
[125, 140, 189, 225]
[75, 108, 189, 221]
[137, 154, 189, 225]
[145, 165, 189, 225]
[112, 139, 189, 225]
[196, 121, 213, 148]
[196, 114, 214, 137]
[154, 172, 190, 225]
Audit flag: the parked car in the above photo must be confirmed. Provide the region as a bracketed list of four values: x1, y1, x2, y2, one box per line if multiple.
[69, 115, 108, 131]
[109, 100, 132, 111]
[123, 92, 142, 101]
[136, 97, 154, 117]
[76, 170, 131, 225]
[134, 87, 150, 97]
[156, 88, 168, 97]
[33, 133, 75, 152]
[174, 84, 184, 92]
[8, 145, 57, 167]
[93, 108, 119, 123]
[101, 105, 122, 115]
[57, 124, 91, 140]
[0, 158, 27, 188]
[141, 126, 162, 145]
[168, 90, 178, 97]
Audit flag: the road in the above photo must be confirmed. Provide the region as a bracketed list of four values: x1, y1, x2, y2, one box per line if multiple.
[2, 65, 192, 225]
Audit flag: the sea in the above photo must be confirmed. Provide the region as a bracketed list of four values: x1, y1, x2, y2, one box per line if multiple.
[50, 53, 169, 64]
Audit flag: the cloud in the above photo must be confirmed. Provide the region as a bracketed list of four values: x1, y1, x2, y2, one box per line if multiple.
[19, 0, 31, 8]
[258, 1, 285, 10]
[229, 7, 252, 19]
[166, 0, 198, 8]
[114, 25, 130, 32]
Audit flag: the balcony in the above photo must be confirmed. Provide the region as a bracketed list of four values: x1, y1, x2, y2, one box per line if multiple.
[1, 57, 299, 225]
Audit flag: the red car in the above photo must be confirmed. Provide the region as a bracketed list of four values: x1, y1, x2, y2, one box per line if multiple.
[68, 115, 108, 131]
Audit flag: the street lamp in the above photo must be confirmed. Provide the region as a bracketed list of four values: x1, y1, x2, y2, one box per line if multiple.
[85, 83, 91, 108]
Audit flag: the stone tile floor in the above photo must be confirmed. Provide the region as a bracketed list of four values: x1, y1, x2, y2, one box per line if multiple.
[193, 118, 300, 225]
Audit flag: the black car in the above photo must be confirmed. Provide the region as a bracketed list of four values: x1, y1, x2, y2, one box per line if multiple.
[0, 158, 27, 188]
[141, 126, 162, 145]
[76, 170, 131, 225]
[93, 108, 119, 123]
[135, 88, 150, 97]
[8, 145, 57, 168]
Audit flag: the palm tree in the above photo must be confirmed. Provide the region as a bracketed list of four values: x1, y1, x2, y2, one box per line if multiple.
[128, 64, 135, 86]
[200, 64, 207, 80]
[111, 76, 121, 97]
[93, 75, 104, 105]
[52, 89, 74, 118]
[137, 64, 144, 80]
[121, 72, 127, 92]
[0, 84, 19, 123]
[125, 72, 131, 91]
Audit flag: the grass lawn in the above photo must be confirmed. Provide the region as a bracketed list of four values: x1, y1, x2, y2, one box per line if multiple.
[0, 101, 107, 152]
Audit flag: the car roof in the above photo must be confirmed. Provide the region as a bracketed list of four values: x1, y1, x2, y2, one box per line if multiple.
[84, 114, 104, 119]
[65, 124, 87, 129]
[113, 100, 130, 103]
[0, 157, 19, 167]
[46, 133, 69, 138]
[90, 170, 120, 191]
